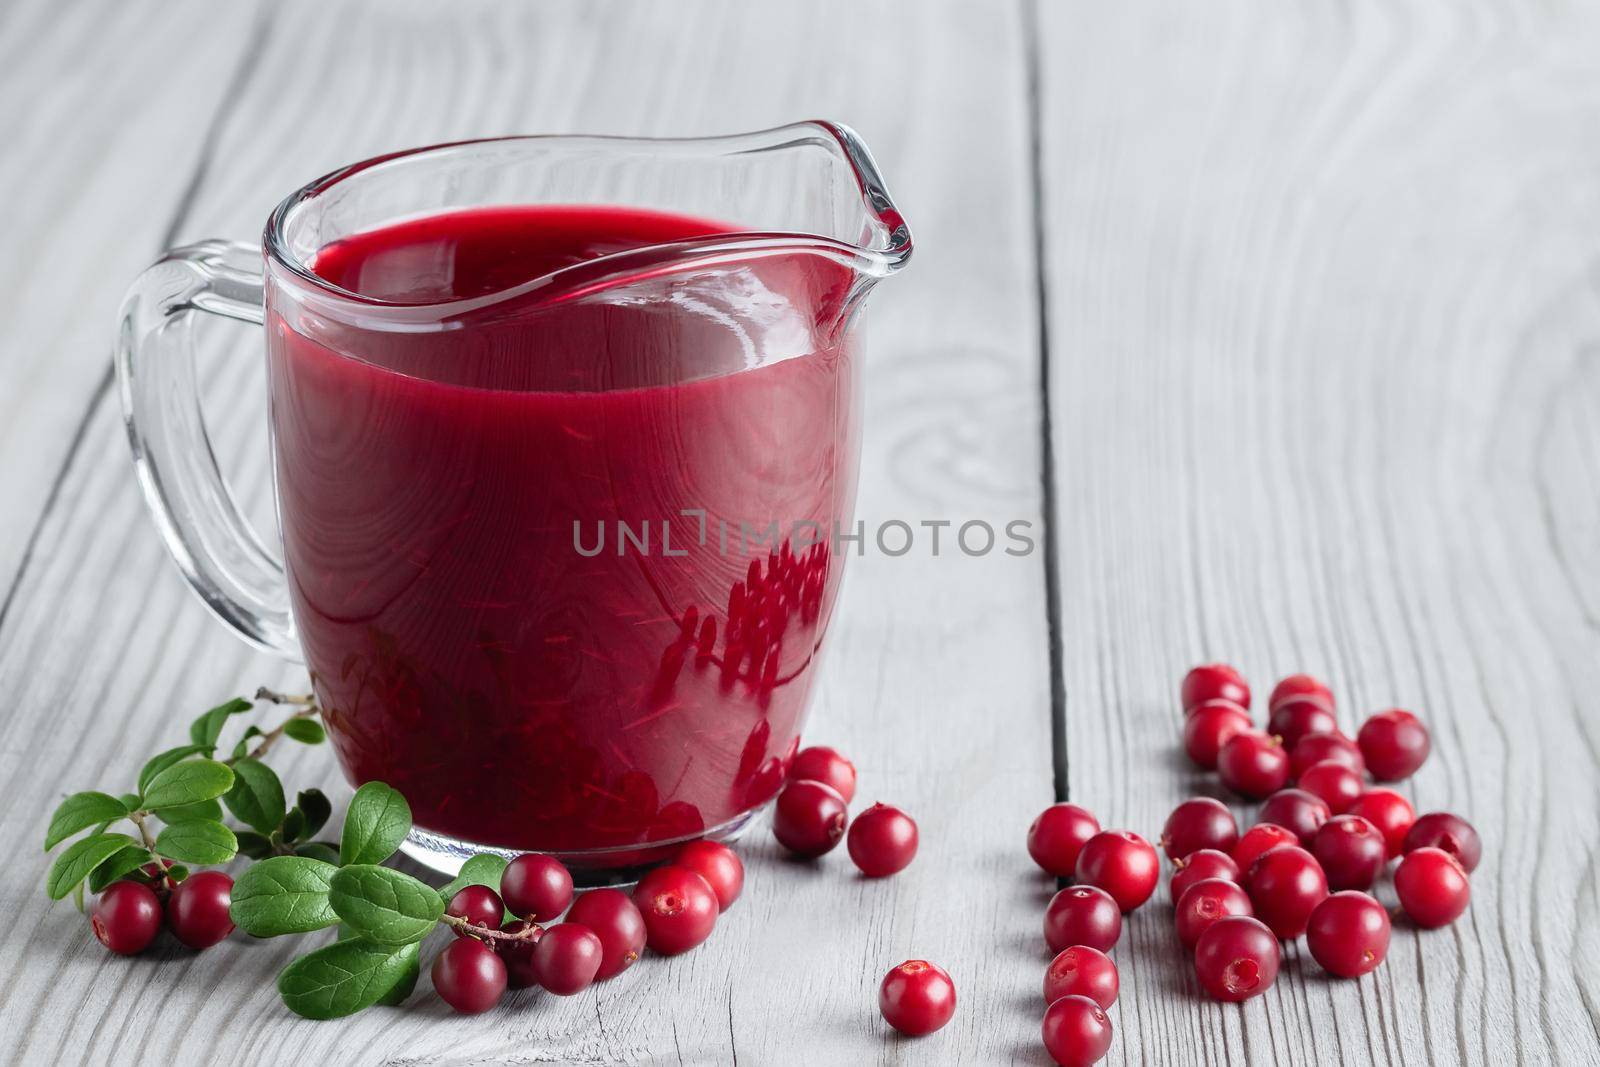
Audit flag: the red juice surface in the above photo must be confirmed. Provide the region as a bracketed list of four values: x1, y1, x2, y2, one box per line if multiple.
[265, 205, 859, 860]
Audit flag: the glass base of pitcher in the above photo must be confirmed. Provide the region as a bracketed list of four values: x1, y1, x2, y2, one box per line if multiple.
[398, 806, 766, 888]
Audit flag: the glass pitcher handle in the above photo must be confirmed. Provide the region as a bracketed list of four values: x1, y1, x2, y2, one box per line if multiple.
[115, 240, 299, 660]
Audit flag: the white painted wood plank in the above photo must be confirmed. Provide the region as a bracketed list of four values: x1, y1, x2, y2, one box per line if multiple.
[1038, 2, 1600, 1064]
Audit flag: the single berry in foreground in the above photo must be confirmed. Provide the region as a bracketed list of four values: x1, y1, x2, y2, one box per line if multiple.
[566, 888, 646, 979]
[1270, 673, 1334, 711]
[1394, 847, 1470, 928]
[1182, 663, 1250, 711]
[1028, 803, 1102, 876]
[632, 864, 718, 955]
[165, 869, 234, 949]
[1232, 823, 1299, 872]
[1256, 789, 1331, 846]
[1311, 815, 1388, 891]
[1183, 701, 1253, 770]
[1170, 849, 1241, 905]
[1043, 945, 1119, 1009]
[1217, 731, 1290, 799]
[531, 922, 603, 995]
[848, 803, 919, 877]
[772, 779, 848, 857]
[788, 745, 857, 802]
[497, 920, 544, 988]
[1347, 788, 1416, 858]
[1193, 916, 1280, 1002]
[92, 880, 162, 956]
[1306, 892, 1390, 978]
[1175, 878, 1254, 950]
[432, 938, 507, 1014]
[1161, 797, 1239, 861]
[675, 840, 745, 911]
[1290, 731, 1367, 777]
[447, 884, 506, 937]
[1075, 830, 1159, 912]
[1045, 886, 1123, 954]
[1357, 709, 1430, 781]
[1267, 697, 1338, 751]
[1245, 845, 1329, 939]
[1296, 760, 1364, 815]
[1041, 993, 1113, 1067]
[500, 853, 574, 923]
[1403, 812, 1482, 873]
[878, 960, 957, 1036]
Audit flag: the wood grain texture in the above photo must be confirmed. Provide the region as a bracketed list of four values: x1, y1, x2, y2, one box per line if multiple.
[1037, 1, 1600, 1064]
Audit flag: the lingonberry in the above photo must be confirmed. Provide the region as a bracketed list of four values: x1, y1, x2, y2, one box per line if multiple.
[1269, 673, 1334, 712]
[788, 745, 857, 802]
[165, 869, 234, 949]
[447, 884, 506, 937]
[1256, 788, 1331, 846]
[1357, 709, 1430, 781]
[1043, 945, 1119, 1009]
[1347, 788, 1415, 858]
[432, 938, 507, 1014]
[1175, 878, 1255, 950]
[1403, 811, 1482, 873]
[1160, 798, 1239, 861]
[1044, 886, 1122, 954]
[1028, 803, 1102, 876]
[675, 840, 745, 910]
[1245, 845, 1329, 939]
[497, 920, 544, 988]
[1394, 847, 1470, 928]
[878, 959, 957, 1036]
[1181, 663, 1250, 712]
[1296, 760, 1364, 815]
[632, 864, 718, 955]
[566, 888, 646, 979]
[1311, 815, 1388, 891]
[1306, 891, 1390, 978]
[1267, 697, 1338, 751]
[772, 779, 848, 857]
[531, 922, 604, 995]
[1075, 830, 1159, 912]
[1182, 700, 1253, 770]
[1231, 823, 1299, 872]
[1169, 849, 1241, 905]
[1041, 993, 1113, 1067]
[847, 803, 919, 877]
[91, 880, 162, 956]
[1289, 731, 1367, 777]
[500, 853, 574, 923]
[1217, 731, 1290, 799]
[1192, 916, 1279, 1002]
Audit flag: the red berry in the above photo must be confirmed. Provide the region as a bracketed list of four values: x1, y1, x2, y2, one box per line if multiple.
[1306, 891, 1390, 977]
[1075, 830, 1159, 912]
[1357, 709, 1430, 781]
[1044, 886, 1122, 954]
[1169, 849, 1241, 905]
[1289, 731, 1366, 777]
[1027, 803, 1101, 876]
[1403, 812, 1481, 873]
[1347, 788, 1415, 858]
[1311, 815, 1388, 891]
[1256, 789, 1331, 846]
[1175, 878, 1254, 950]
[1231, 823, 1299, 872]
[1192, 916, 1280, 1001]
[566, 888, 646, 979]
[1296, 760, 1364, 815]
[1394, 847, 1470, 928]
[1182, 701, 1253, 770]
[91, 880, 162, 955]
[1041, 993, 1113, 1067]
[1043, 945, 1119, 1009]
[432, 938, 506, 1014]
[531, 922, 603, 995]
[772, 779, 848, 857]
[500, 854, 573, 923]
[1217, 731, 1290, 799]
[878, 959, 956, 1037]
[788, 745, 857, 802]
[1244, 845, 1329, 939]
[496, 920, 544, 988]
[1182, 663, 1250, 712]
[1160, 798, 1239, 861]
[1269, 673, 1334, 712]
[675, 840, 744, 910]
[165, 870, 234, 949]
[446, 884, 505, 936]
[1267, 697, 1338, 751]
[632, 864, 718, 955]
[847, 803, 919, 877]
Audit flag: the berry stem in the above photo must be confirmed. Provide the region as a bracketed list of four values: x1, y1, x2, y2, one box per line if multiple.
[226, 691, 322, 766]
[438, 913, 539, 944]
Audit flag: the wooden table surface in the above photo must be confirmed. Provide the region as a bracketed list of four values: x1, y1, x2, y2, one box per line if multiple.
[3, 1, 1598, 1063]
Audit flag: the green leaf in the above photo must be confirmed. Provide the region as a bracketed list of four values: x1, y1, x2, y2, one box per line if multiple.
[281, 808, 306, 843]
[154, 819, 237, 864]
[222, 758, 285, 833]
[293, 789, 332, 840]
[284, 718, 326, 745]
[437, 853, 508, 905]
[328, 865, 443, 945]
[46, 833, 134, 900]
[230, 856, 339, 936]
[137, 745, 210, 793]
[88, 845, 155, 893]
[156, 798, 223, 824]
[189, 696, 253, 750]
[277, 938, 422, 1020]
[44, 792, 128, 851]
[339, 782, 410, 867]
[231, 725, 263, 760]
[118, 792, 142, 810]
[375, 942, 419, 1006]
[295, 842, 341, 865]
[142, 759, 233, 810]
[236, 830, 274, 860]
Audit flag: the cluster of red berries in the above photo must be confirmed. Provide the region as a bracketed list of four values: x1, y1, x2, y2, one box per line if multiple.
[91, 864, 236, 956]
